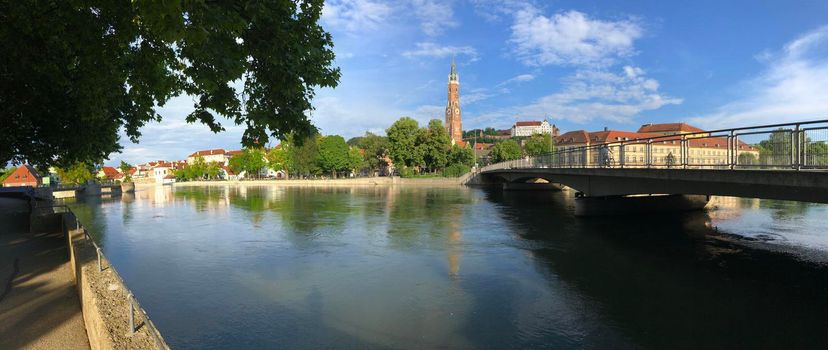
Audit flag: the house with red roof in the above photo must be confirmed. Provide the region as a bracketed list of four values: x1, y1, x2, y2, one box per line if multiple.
[511, 120, 560, 137]
[2, 165, 42, 188]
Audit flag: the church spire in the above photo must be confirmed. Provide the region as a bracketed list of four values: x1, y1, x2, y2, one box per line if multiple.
[449, 55, 458, 82]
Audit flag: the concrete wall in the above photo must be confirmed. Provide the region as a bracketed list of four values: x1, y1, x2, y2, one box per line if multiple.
[63, 213, 170, 350]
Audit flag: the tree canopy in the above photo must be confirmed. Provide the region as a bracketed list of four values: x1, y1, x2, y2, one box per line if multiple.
[386, 117, 423, 169]
[490, 140, 523, 163]
[524, 133, 554, 156]
[1, 1, 340, 168]
[317, 135, 349, 178]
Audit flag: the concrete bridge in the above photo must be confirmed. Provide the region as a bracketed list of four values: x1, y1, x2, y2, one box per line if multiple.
[466, 119, 828, 205]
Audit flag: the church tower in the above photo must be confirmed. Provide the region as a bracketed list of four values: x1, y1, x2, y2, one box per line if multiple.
[445, 57, 462, 145]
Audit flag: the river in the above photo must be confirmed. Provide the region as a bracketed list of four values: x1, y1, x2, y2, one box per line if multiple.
[63, 185, 828, 349]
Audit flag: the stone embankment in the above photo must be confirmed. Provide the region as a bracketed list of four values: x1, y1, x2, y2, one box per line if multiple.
[172, 176, 466, 187]
[64, 212, 170, 350]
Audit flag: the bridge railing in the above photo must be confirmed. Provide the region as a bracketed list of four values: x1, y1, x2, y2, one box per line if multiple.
[479, 119, 828, 172]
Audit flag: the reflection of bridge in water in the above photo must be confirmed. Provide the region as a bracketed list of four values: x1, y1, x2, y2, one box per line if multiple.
[467, 120, 828, 210]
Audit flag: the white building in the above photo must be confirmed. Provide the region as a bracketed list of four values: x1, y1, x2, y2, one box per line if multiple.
[187, 149, 229, 165]
[511, 120, 559, 137]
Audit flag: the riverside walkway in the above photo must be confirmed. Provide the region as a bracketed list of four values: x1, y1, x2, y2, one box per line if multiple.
[0, 197, 90, 350]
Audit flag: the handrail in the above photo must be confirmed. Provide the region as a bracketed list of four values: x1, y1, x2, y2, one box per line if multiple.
[478, 119, 828, 173]
[31, 202, 169, 349]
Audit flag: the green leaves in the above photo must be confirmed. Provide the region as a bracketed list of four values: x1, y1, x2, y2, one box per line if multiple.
[1, 1, 340, 168]
[491, 140, 523, 163]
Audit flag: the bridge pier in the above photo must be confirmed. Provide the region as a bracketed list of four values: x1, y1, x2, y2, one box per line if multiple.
[574, 194, 710, 216]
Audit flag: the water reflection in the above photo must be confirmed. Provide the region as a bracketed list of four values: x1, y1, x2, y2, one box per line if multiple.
[63, 185, 828, 349]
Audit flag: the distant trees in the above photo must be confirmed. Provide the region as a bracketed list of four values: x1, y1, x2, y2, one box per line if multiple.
[524, 134, 554, 156]
[353, 132, 389, 176]
[490, 140, 523, 163]
[57, 162, 95, 185]
[448, 145, 475, 168]
[317, 135, 350, 178]
[118, 161, 133, 182]
[284, 134, 320, 179]
[419, 119, 452, 173]
[386, 117, 423, 170]
[229, 148, 267, 179]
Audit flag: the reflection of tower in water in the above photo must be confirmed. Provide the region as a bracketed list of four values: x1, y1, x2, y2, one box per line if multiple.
[447, 207, 463, 279]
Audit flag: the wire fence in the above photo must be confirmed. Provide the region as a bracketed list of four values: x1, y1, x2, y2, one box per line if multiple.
[479, 119, 828, 172]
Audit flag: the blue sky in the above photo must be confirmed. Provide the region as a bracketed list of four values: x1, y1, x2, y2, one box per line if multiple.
[113, 0, 828, 165]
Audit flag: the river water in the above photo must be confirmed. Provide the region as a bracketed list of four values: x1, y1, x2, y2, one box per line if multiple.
[64, 185, 828, 349]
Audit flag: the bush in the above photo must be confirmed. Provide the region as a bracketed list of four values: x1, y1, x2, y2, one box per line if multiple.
[399, 167, 416, 178]
[442, 164, 470, 177]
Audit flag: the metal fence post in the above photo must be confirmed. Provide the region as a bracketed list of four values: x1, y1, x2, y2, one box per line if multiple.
[795, 124, 801, 170]
[96, 247, 102, 272]
[128, 293, 135, 334]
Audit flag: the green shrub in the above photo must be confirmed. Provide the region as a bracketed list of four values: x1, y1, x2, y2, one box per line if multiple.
[399, 167, 416, 178]
[442, 164, 470, 177]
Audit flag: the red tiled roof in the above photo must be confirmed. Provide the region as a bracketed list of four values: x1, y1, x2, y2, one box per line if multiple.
[496, 129, 511, 136]
[515, 121, 543, 127]
[637, 123, 705, 134]
[222, 166, 236, 175]
[473, 143, 493, 150]
[189, 149, 226, 157]
[226, 150, 244, 156]
[555, 130, 590, 145]
[100, 166, 119, 177]
[2, 164, 41, 187]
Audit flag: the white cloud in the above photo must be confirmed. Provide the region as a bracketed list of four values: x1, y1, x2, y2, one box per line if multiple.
[402, 42, 478, 60]
[496, 74, 535, 87]
[690, 26, 828, 128]
[411, 0, 457, 36]
[510, 9, 642, 67]
[322, 0, 394, 33]
[472, 66, 681, 127]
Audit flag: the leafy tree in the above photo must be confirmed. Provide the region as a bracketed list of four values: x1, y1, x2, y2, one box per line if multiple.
[386, 117, 423, 170]
[348, 147, 365, 175]
[266, 146, 289, 178]
[490, 140, 523, 163]
[1, 1, 340, 168]
[346, 136, 364, 146]
[0, 168, 13, 183]
[355, 132, 389, 176]
[419, 119, 451, 172]
[57, 162, 95, 185]
[229, 148, 266, 179]
[317, 135, 349, 178]
[118, 161, 133, 182]
[190, 156, 207, 179]
[443, 164, 470, 177]
[448, 145, 475, 168]
[206, 162, 222, 180]
[738, 152, 758, 165]
[285, 134, 320, 178]
[524, 133, 554, 156]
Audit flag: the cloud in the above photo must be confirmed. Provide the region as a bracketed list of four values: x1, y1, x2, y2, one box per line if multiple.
[321, 0, 394, 33]
[510, 8, 642, 67]
[690, 26, 828, 128]
[496, 74, 535, 87]
[402, 42, 479, 60]
[411, 0, 457, 36]
[472, 66, 681, 127]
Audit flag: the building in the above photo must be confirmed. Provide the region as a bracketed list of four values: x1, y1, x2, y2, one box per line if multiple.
[555, 123, 759, 167]
[637, 123, 706, 137]
[97, 166, 120, 180]
[511, 120, 559, 137]
[445, 58, 463, 146]
[187, 149, 229, 165]
[2, 164, 42, 187]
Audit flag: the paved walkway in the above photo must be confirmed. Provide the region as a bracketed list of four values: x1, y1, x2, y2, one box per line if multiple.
[0, 198, 89, 350]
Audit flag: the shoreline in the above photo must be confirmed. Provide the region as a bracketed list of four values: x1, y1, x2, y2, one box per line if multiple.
[141, 176, 465, 188]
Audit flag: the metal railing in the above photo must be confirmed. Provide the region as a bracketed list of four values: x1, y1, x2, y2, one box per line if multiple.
[31, 202, 169, 349]
[479, 119, 828, 172]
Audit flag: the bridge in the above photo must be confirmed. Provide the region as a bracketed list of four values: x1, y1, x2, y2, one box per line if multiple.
[466, 120, 828, 204]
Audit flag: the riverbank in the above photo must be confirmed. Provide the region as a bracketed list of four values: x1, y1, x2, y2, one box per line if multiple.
[170, 176, 465, 188]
